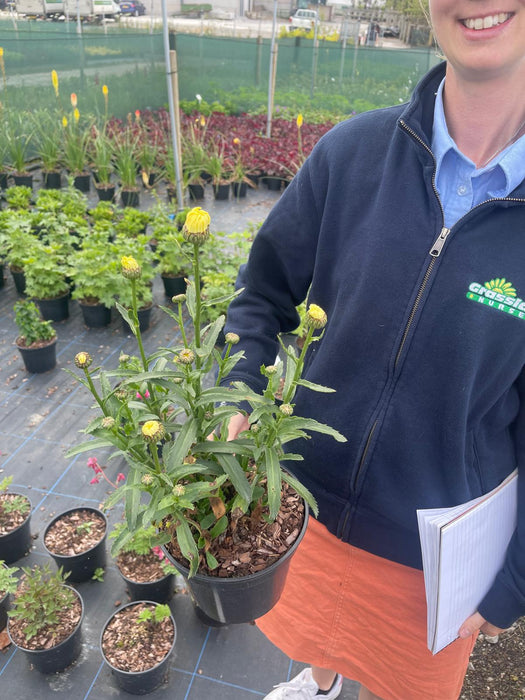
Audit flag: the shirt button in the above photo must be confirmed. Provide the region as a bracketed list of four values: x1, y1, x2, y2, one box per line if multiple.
[457, 184, 468, 196]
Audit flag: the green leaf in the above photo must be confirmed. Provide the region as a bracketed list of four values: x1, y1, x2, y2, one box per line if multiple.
[125, 467, 141, 530]
[164, 417, 197, 470]
[216, 453, 252, 503]
[285, 417, 347, 442]
[209, 514, 228, 538]
[175, 516, 200, 577]
[281, 470, 318, 516]
[205, 551, 219, 570]
[264, 446, 282, 520]
[296, 378, 335, 393]
[115, 302, 136, 336]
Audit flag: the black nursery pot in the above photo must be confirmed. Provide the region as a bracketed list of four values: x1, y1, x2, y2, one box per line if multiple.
[8, 586, 83, 674]
[100, 601, 177, 695]
[232, 181, 247, 198]
[36, 292, 69, 322]
[80, 301, 112, 328]
[73, 173, 91, 192]
[121, 571, 175, 604]
[43, 171, 62, 189]
[121, 189, 140, 208]
[12, 173, 33, 188]
[43, 507, 107, 582]
[17, 339, 57, 374]
[10, 268, 26, 295]
[0, 589, 8, 631]
[188, 183, 204, 201]
[264, 176, 283, 191]
[96, 184, 116, 202]
[0, 498, 32, 564]
[0, 171, 9, 189]
[213, 183, 230, 200]
[162, 504, 309, 624]
[161, 275, 187, 298]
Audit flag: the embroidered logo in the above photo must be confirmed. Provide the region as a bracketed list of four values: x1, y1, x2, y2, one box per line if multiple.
[466, 279, 525, 320]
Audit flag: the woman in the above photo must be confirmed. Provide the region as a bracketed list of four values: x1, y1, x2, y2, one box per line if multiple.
[223, 2, 525, 698]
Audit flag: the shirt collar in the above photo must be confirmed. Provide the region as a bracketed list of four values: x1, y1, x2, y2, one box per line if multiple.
[432, 77, 525, 197]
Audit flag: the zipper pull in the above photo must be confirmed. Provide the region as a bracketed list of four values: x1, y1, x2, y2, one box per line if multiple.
[429, 227, 451, 257]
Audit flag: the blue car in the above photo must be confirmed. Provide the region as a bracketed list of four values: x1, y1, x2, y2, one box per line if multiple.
[119, 0, 146, 15]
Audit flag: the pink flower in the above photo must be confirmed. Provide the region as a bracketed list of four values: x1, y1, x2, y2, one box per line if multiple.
[90, 476, 100, 484]
[116, 473, 125, 483]
[87, 457, 103, 474]
[136, 390, 150, 400]
[151, 546, 164, 560]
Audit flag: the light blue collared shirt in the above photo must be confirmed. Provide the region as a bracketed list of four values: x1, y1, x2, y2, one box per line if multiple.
[432, 78, 525, 228]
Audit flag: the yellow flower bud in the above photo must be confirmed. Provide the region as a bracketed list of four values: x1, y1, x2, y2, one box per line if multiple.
[73, 107, 80, 123]
[51, 69, 59, 97]
[74, 351, 92, 369]
[199, 115, 205, 127]
[182, 207, 211, 245]
[297, 114, 304, 128]
[224, 332, 239, 345]
[101, 416, 116, 429]
[121, 255, 141, 279]
[141, 473, 154, 485]
[102, 84, 108, 96]
[0, 48, 3, 58]
[279, 403, 294, 416]
[62, 116, 68, 128]
[142, 420, 165, 443]
[233, 137, 240, 145]
[176, 348, 195, 365]
[172, 293, 186, 304]
[305, 304, 327, 329]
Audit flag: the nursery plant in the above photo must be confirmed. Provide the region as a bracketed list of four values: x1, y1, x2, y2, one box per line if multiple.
[14, 300, 56, 348]
[69, 231, 121, 309]
[0, 476, 31, 536]
[67, 206, 345, 588]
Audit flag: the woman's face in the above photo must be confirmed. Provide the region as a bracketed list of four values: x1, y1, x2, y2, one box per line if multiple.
[429, 0, 525, 81]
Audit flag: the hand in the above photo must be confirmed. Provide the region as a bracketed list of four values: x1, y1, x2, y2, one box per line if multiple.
[207, 412, 250, 441]
[458, 611, 506, 639]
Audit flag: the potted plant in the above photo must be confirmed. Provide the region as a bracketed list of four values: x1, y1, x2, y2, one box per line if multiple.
[7, 563, 84, 674]
[0, 476, 32, 564]
[100, 601, 176, 694]
[43, 506, 108, 582]
[14, 300, 57, 373]
[228, 137, 255, 198]
[0, 121, 11, 190]
[1, 208, 35, 294]
[89, 126, 115, 201]
[109, 522, 176, 603]
[67, 207, 345, 625]
[69, 231, 121, 327]
[23, 238, 71, 321]
[205, 143, 230, 200]
[62, 110, 91, 192]
[5, 113, 34, 188]
[32, 110, 63, 189]
[0, 561, 18, 631]
[113, 133, 140, 207]
[136, 137, 159, 189]
[152, 219, 189, 298]
[115, 207, 151, 238]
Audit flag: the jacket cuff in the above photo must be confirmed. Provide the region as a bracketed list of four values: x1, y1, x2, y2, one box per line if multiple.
[478, 577, 524, 629]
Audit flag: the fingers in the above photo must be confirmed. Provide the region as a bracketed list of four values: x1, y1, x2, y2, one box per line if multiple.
[227, 412, 250, 440]
[459, 611, 506, 639]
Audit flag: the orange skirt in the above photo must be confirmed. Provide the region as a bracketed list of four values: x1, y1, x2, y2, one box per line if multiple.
[257, 517, 476, 700]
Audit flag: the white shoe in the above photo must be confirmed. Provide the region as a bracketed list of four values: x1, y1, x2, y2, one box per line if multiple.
[264, 667, 343, 699]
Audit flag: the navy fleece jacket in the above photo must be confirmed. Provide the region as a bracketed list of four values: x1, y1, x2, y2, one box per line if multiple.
[223, 62, 525, 629]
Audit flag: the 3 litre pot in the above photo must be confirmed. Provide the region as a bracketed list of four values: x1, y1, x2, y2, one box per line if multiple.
[121, 189, 140, 208]
[95, 183, 116, 202]
[43, 506, 107, 582]
[100, 600, 176, 695]
[79, 301, 112, 328]
[161, 274, 187, 298]
[43, 170, 62, 189]
[73, 172, 91, 192]
[8, 585, 83, 673]
[0, 495, 32, 563]
[16, 337, 57, 374]
[162, 503, 309, 624]
[120, 570, 175, 604]
[36, 292, 69, 322]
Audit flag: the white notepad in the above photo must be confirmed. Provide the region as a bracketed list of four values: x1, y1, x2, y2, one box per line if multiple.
[417, 470, 518, 654]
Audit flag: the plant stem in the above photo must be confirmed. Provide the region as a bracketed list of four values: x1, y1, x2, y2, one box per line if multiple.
[192, 242, 202, 360]
[281, 325, 314, 405]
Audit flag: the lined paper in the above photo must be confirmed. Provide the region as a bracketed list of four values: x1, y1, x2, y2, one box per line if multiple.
[417, 470, 518, 654]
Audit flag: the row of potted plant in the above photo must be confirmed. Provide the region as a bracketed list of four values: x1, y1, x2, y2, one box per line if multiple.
[0, 474, 179, 693]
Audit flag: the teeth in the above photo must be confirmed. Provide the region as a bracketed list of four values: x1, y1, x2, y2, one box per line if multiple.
[464, 13, 510, 30]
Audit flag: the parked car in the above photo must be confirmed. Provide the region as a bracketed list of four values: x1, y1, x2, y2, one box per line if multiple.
[382, 25, 400, 38]
[288, 8, 318, 30]
[118, 0, 145, 15]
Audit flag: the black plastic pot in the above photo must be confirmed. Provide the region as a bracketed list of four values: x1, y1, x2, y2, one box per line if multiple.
[79, 301, 112, 328]
[17, 338, 57, 374]
[12, 173, 33, 188]
[162, 504, 309, 624]
[8, 586, 83, 673]
[43, 506, 107, 583]
[232, 181, 247, 198]
[36, 292, 69, 322]
[120, 570, 175, 604]
[264, 176, 283, 191]
[0, 589, 8, 631]
[0, 497, 32, 563]
[95, 184, 116, 202]
[43, 171, 62, 189]
[161, 274, 187, 298]
[121, 189, 140, 208]
[10, 267, 26, 295]
[73, 173, 91, 192]
[213, 183, 230, 200]
[0, 171, 9, 190]
[188, 183, 204, 201]
[100, 601, 176, 695]
[122, 305, 152, 334]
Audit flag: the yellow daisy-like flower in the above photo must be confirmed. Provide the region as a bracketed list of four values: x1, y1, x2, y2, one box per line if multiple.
[51, 69, 59, 97]
[305, 304, 327, 329]
[121, 255, 141, 279]
[142, 420, 165, 443]
[296, 114, 304, 128]
[74, 351, 92, 369]
[484, 278, 517, 297]
[182, 207, 211, 245]
[62, 116, 68, 128]
[102, 84, 108, 96]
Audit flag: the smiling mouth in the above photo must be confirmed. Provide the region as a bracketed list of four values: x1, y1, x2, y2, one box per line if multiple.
[461, 12, 513, 29]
